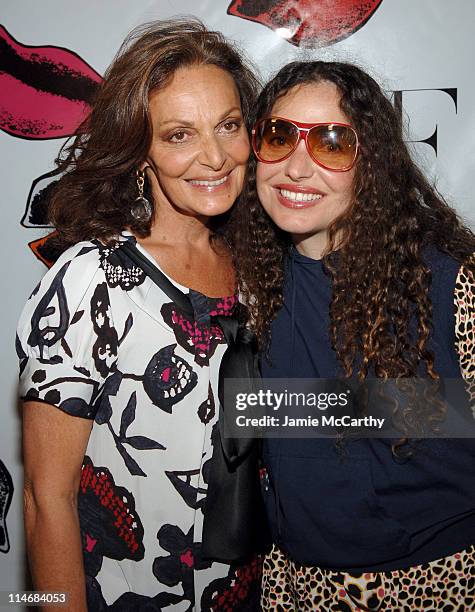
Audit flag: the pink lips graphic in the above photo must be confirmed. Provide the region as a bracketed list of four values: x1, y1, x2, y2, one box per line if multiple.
[227, 0, 383, 47]
[0, 25, 104, 266]
[0, 24, 102, 139]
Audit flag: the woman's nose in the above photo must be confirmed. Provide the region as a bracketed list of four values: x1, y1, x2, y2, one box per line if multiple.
[284, 139, 315, 181]
[198, 134, 226, 171]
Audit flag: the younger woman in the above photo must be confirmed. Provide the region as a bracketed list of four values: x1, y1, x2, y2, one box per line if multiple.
[233, 61, 475, 610]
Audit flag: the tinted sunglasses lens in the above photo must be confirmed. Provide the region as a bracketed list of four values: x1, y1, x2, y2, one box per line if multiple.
[307, 124, 357, 170]
[254, 119, 299, 161]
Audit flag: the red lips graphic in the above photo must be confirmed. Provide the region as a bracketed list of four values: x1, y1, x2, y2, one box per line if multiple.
[227, 0, 383, 47]
[0, 24, 102, 139]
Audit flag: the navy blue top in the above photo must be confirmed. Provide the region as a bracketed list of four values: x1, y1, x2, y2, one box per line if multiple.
[261, 247, 475, 571]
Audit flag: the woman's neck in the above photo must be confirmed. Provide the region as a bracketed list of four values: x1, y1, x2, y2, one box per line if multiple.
[144, 202, 213, 250]
[292, 231, 329, 260]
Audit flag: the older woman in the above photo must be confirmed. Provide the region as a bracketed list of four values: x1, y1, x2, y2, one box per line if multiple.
[234, 60, 475, 610]
[17, 19, 262, 611]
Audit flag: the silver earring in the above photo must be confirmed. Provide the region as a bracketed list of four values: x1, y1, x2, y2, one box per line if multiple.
[131, 169, 152, 222]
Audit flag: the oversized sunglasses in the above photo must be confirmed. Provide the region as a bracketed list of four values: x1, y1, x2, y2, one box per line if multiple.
[252, 117, 359, 171]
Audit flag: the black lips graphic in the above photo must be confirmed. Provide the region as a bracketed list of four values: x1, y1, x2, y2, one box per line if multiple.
[0, 460, 14, 553]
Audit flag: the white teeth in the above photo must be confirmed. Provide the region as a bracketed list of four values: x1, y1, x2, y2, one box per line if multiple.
[189, 175, 228, 187]
[280, 189, 322, 202]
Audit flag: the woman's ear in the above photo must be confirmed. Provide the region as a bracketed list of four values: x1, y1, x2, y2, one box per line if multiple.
[142, 164, 156, 186]
[142, 163, 159, 199]
[138, 161, 151, 172]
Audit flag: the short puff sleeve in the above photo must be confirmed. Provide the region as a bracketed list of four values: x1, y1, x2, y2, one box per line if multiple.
[16, 242, 118, 419]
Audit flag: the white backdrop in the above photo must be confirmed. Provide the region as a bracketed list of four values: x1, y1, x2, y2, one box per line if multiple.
[1, 0, 474, 606]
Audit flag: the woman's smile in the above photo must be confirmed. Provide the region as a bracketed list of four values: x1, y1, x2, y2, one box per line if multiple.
[274, 183, 325, 208]
[186, 169, 233, 191]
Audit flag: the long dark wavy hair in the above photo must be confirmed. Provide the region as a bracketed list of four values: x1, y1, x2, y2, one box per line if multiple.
[48, 18, 260, 251]
[230, 61, 475, 384]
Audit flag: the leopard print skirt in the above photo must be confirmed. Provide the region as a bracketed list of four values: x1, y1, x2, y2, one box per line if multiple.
[261, 544, 475, 611]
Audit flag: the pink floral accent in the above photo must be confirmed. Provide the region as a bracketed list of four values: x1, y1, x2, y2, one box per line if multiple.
[180, 549, 194, 568]
[209, 295, 237, 316]
[86, 533, 97, 552]
[171, 310, 224, 355]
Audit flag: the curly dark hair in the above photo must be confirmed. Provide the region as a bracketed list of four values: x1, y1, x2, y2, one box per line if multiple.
[48, 17, 260, 251]
[230, 60, 475, 384]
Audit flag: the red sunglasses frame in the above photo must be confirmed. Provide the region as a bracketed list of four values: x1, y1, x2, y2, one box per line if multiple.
[252, 116, 359, 172]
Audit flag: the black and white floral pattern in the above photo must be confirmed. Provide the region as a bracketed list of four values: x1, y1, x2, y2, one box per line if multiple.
[17, 233, 260, 610]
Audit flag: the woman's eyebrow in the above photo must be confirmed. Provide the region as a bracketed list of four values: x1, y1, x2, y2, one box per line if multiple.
[217, 106, 242, 120]
[159, 107, 242, 129]
[158, 118, 195, 128]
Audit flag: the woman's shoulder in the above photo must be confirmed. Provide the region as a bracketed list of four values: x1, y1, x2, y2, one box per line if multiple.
[39, 239, 104, 281]
[17, 240, 114, 338]
[27, 236, 141, 302]
[25, 240, 105, 304]
[423, 247, 474, 371]
[423, 245, 461, 277]
[422, 246, 474, 301]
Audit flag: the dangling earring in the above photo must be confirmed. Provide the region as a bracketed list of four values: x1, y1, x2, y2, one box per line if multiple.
[130, 168, 152, 222]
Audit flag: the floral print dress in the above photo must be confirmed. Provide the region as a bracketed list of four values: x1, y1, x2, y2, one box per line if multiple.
[17, 233, 261, 611]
